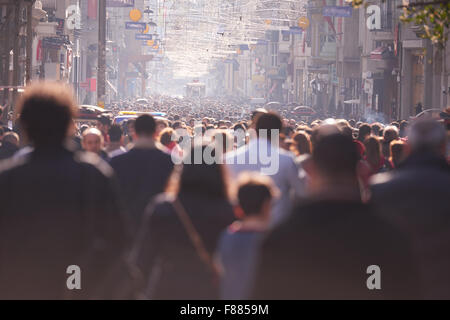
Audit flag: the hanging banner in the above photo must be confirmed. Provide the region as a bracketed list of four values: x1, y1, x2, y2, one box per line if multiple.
[323, 6, 352, 18]
[282, 26, 303, 36]
[135, 34, 153, 40]
[107, 0, 134, 7]
[125, 22, 146, 30]
[87, 0, 97, 20]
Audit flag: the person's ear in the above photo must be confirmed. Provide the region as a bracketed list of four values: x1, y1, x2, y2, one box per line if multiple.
[233, 205, 245, 220]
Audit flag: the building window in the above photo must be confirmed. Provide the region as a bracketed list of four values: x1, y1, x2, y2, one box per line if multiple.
[381, 1, 393, 30]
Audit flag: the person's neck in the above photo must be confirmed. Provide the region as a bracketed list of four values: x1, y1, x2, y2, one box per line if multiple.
[310, 179, 361, 202]
[134, 136, 155, 149]
[108, 141, 122, 148]
[235, 216, 268, 232]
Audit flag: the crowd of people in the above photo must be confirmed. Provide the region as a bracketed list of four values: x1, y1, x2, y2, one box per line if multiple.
[0, 82, 449, 299]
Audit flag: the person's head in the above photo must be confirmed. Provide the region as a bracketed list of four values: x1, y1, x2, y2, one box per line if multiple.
[292, 131, 311, 155]
[255, 112, 282, 141]
[390, 140, 408, 168]
[310, 133, 359, 190]
[407, 119, 446, 157]
[357, 123, 371, 142]
[289, 119, 296, 127]
[125, 119, 137, 141]
[371, 123, 382, 136]
[156, 119, 169, 136]
[159, 127, 176, 148]
[383, 125, 399, 143]
[168, 144, 229, 199]
[97, 115, 111, 134]
[108, 124, 123, 144]
[2, 132, 19, 147]
[82, 127, 104, 154]
[17, 82, 76, 148]
[234, 173, 278, 222]
[364, 136, 382, 169]
[135, 114, 156, 138]
[339, 125, 353, 139]
[251, 108, 268, 128]
[80, 125, 89, 136]
[172, 120, 182, 130]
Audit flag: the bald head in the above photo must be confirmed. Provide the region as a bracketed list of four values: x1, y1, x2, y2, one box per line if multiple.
[82, 128, 103, 154]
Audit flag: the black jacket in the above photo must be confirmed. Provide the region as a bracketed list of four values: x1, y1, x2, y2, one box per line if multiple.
[110, 146, 174, 233]
[370, 152, 450, 299]
[0, 146, 129, 299]
[134, 192, 234, 300]
[252, 199, 419, 299]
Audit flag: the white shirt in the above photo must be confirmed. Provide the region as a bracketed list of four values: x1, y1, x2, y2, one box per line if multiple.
[225, 138, 305, 226]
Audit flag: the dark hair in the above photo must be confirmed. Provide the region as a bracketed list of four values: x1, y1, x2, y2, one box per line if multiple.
[383, 126, 399, 143]
[160, 127, 174, 147]
[251, 108, 268, 121]
[98, 115, 111, 126]
[18, 82, 76, 147]
[172, 145, 229, 200]
[108, 124, 123, 142]
[238, 175, 274, 216]
[292, 131, 311, 155]
[283, 126, 294, 137]
[340, 125, 353, 139]
[371, 123, 382, 136]
[358, 124, 371, 141]
[0, 106, 3, 117]
[233, 123, 246, 132]
[255, 112, 282, 140]
[313, 133, 359, 179]
[172, 121, 182, 130]
[135, 114, 156, 136]
[2, 131, 19, 145]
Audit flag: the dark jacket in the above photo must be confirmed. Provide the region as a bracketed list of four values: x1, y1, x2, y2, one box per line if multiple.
[0, 146, 129, 299]
[134, 192, 234, 300]
[0, 141, 19, 160]
[110, 145, 174, 233]
[252, 199, 419, 300]
[370, 152, 450, 299]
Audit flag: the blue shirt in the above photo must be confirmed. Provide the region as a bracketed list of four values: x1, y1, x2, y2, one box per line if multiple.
[217, 224, 265, 300]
